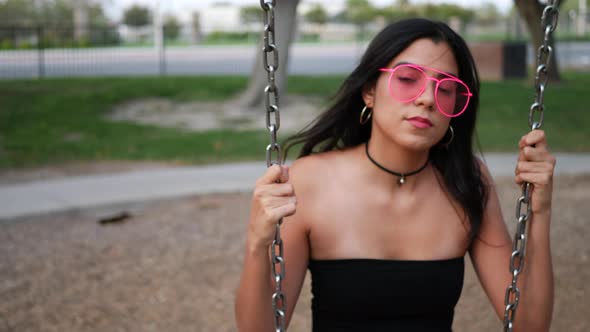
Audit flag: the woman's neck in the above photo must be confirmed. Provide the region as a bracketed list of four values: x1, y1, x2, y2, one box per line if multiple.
[363, 134, 430, 188]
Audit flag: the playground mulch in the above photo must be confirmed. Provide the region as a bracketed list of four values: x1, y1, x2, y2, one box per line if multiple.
[0, 174, 588, 332]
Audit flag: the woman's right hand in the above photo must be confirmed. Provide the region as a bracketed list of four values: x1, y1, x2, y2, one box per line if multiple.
[248, 164, 297, 250]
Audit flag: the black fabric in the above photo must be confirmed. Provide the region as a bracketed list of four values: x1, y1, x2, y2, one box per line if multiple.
[308, 256, 464, 332]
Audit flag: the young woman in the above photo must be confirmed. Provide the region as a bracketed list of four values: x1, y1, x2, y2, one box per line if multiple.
[235, 18, 555, 332]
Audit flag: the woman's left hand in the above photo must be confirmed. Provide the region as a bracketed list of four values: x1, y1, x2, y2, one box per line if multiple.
[515, 129, 556, 216]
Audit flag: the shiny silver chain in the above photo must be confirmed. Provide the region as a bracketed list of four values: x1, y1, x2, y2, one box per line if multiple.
[503, 1, 560, 331]
[259, 1, 286, 331]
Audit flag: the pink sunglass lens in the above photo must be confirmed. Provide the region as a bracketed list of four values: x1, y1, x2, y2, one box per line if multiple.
[387, 65, 470, 117]
[389, 66, 426, 102]
[437, 79, 470, 116]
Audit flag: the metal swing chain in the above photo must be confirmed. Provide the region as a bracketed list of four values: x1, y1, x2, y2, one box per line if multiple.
[503, 1, 560, 331]
[259, 1, 286, 331]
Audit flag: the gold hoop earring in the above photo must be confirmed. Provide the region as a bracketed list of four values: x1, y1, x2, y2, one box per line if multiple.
[442, 125, 454, 149]
[360, 105, 372, 125]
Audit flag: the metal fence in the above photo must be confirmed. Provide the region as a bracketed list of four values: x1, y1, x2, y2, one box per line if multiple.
[0, 25, 171, 79]
[1, 24, 589, 80]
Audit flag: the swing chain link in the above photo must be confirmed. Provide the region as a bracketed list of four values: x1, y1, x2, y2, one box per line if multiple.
[529, 0, 560, 130]
[503, 1, 560, 331]
[261, 0, 281, 169]
[260, 1, 287, 332]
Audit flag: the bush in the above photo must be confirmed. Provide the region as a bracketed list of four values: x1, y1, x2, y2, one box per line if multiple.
[0, 39, 13, 49]
[76, 37, 90, 48]
[18, 41, 32, 49]
[204, 31, 259, 44]
[299, 33, 320, 42]
[0, 26, 121, 49]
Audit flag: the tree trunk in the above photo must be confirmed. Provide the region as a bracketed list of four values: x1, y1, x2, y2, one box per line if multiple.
[234, 0, 300, 109]
[514, 0, 562, 82]
[73, 0, 89, 41]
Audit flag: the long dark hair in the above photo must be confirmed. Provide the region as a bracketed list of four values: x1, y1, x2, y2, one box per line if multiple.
[283, 18, 487, 242]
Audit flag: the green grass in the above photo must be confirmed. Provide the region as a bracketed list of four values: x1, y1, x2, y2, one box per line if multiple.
[0, 74, 588, 169]
[476, 72, 590, 152]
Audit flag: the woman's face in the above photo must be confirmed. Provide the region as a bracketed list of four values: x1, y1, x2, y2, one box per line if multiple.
[364, 38, 459, 152]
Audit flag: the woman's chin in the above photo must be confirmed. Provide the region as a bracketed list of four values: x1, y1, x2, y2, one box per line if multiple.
[401, 142, 434, 153]
[397, 136, 438, 152]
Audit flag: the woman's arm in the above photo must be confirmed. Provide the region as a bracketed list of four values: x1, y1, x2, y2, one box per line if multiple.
[235, 162, 311, 331]
[470, 129, 555, 332]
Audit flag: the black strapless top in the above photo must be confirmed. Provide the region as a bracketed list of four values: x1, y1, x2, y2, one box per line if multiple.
[308, 256, 464, 332]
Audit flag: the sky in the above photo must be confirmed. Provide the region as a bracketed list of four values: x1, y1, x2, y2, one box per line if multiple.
[105, 0, 514, 23]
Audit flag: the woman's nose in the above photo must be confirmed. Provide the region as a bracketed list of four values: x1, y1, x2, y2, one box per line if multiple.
[414, 80, 436, 110]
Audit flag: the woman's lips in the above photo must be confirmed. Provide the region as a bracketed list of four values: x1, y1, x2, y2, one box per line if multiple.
[407, 116, 433, 128]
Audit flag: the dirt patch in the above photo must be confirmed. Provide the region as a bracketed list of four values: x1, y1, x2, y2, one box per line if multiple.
[4, 96, 324, 185]
[107, 96, 324, 133]
[0, 175, 588, 331]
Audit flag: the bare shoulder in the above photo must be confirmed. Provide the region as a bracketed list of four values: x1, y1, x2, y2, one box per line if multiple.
[287, 148, 357, 220]
[280, 154, 330, 235]
[288, 149, 350, 190]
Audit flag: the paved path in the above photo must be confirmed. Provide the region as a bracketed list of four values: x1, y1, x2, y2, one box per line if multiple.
[1, 153, 589, 220]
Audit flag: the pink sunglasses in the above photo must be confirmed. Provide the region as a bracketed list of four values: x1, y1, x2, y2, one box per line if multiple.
[379, 63, 472, 118]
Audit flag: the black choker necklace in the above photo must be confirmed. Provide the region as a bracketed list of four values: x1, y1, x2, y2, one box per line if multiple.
[365, 143, 429, 185]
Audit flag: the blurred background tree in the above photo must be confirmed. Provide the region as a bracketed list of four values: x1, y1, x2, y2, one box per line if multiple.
[0, 0, 36, 25]
[123, 4, 152, 27]
[345, 0, 377, 40]
[0, 0, 109, 26]
[0, 0, 114, 48]
[561, 0, 588, 37]
[240, 5, 262, 25]
[514, 0, 564, 82]
[303, 3, 327, 42]
[375, 0, 417, 23]
[236, 0, 300, 109]
[476, 3, 502, 26]
[304, 4, 328, 26]
[163, 15, 181, 41]
[418, 3, 474, 33]
[191, 12, 202, 43]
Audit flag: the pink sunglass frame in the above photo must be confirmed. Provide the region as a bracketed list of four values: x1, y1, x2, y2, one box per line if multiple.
[379, 63, 473, 118]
